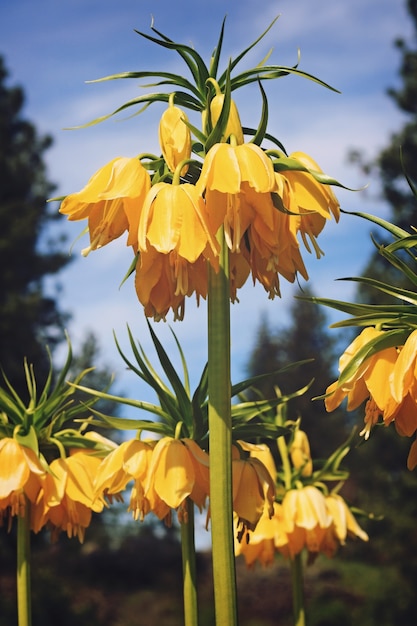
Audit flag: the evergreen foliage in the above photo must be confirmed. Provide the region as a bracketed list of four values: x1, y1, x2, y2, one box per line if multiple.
[350, 0, 417, 303]
[0, 56, 70, 396]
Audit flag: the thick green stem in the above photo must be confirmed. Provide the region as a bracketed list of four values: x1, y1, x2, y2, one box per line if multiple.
[290, 552, 306, 626]
[181, 499, 199, 626]
[208, 226, 238, 625]
[17, 502, 32, 626]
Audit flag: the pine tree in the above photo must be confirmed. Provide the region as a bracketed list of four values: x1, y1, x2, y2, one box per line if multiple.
[350, 0, 417, 303]
[0, 56, 70, 396]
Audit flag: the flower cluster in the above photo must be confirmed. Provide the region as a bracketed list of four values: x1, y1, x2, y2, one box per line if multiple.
[234, 426, 368, 569]
[325, 326, 417, 469]
[0, 343, 114, 542]
[92, 436, 278, 531]
[0, 435, 112, 542]
[58, 22, 343, 321]
[309, 210, 417, 470]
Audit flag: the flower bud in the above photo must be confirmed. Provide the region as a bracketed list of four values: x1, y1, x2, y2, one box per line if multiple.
[159, 104, 191, 174]
[290, 429, 313, 476]
[203, 94, 244, 145]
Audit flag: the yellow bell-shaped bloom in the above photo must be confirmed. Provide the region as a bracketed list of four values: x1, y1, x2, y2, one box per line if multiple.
[281, 486, 332, 557]
[31, 452, 103, 542]
[60, 157, 151, 254]
[234, 503, 287, 568]
[198, 142, 275, 196]
[0, 438, 45, 500]
[325, 493, 368, 545]
[197, 143, 275, 258]
[144, 437, 210, 512]
[138, 182, 219, 262]
[232, 446, 275, 533]
[390, 329, 417, 404]
[324, 327, 410, 440]
[134, 246, 209, 321]
[0, 438, 45, 521]
[276, 151, 340, 260]
[281, 151, 340, 221]
[159, 103, 191, 174]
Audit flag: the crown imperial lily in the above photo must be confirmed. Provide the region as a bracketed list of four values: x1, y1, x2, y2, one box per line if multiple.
[60, 156, 151, 254]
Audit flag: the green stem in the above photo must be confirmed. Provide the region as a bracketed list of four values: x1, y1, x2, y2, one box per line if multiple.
[208, 226, 238, 625]
[181, 499, 199, 626]
[275, 406, 292, 491]
[290, 552, 306, 626]
[17, 501, 32, 626]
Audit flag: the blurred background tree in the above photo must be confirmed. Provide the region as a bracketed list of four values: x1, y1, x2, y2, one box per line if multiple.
[349, 0, 417, 303]
[246, 286, 348, 459]
[0, 56, 70, 397]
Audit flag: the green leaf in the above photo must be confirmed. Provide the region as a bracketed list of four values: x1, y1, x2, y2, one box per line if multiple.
[146, 322, 193, 425]
[82, 410, 173, 435]
[218, 16, 281, 84]
[208, 16, 227, 78]
[70, 385, 174, 423]
[341, 209, 412, 240]
[336, 275, 417, 305]
[250, 80, 269, 146]
[65, 93, 170, 129]
[88, 70, 202, 102]
[232, 422, 289, 441]
[135, 26, 209, 93]
[231, 360, 313, 397]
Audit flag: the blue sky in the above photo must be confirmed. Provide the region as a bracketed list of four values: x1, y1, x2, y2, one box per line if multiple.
[0, 0, 412, 399]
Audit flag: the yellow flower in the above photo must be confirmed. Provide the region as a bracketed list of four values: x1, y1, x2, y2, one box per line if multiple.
[390, 329, 417, 404]
[242, 441, 277, 483]
[234, 503, 287, 568]
[144, 437, 210, 513]
[324, 327, 417, 441]
[197, 144, 275, 255]
[281, 486, 332, 557]
[280, 151, 340, 221]
[60, 157, 151, 254]
[159, 103, 191, 174]
[276, 151, 340, 259]
[0, 438, 45, 520]
[325, 493, 368, 545]
[232, 446, 275, 534]
[93, 438, 156, 521]
[325, 327, 396, 412]
[138, 182, 219, 262]
[32, 452, 103, 542]
[198, 142, 275, 196]
[94, 439, 151, 501]
[134, 246, 209, 321]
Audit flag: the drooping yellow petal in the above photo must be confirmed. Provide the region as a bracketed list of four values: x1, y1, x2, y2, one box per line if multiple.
[235, 144, 275, 192]
[390, 329, 417, 402]
[147, 438, 195, 509]
[60, 157, 151, 251]
[0, 439, 44, 499]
